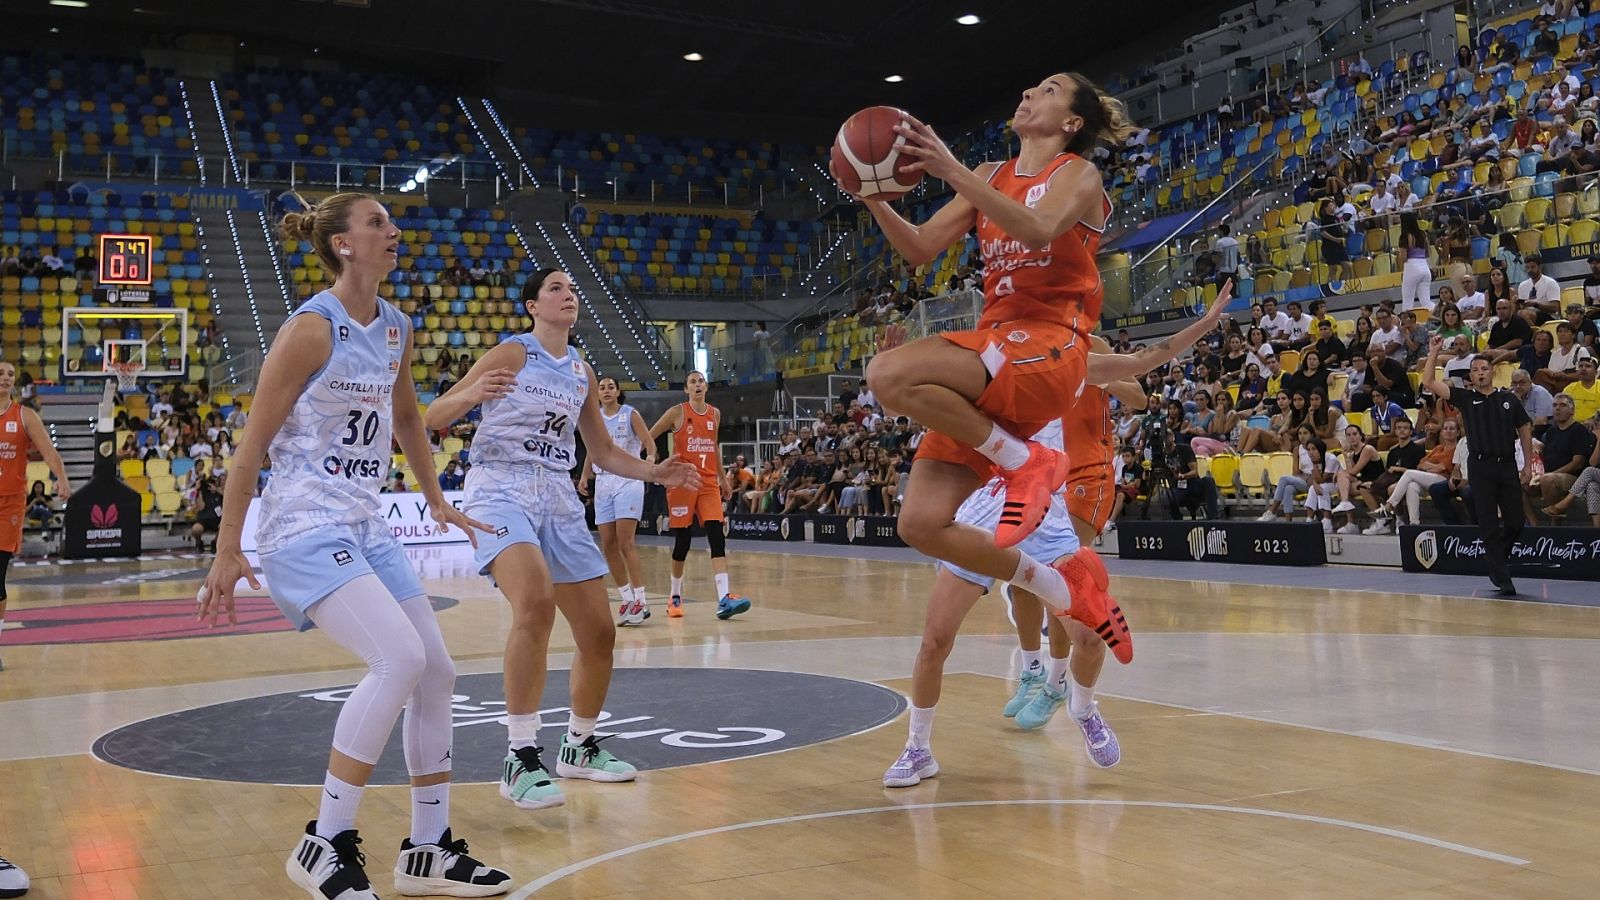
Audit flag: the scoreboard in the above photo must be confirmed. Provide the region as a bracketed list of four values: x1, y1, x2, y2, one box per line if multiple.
[95, 233, 155, 303]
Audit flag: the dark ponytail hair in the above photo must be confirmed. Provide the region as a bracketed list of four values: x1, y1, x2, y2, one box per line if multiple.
[519, 267, 563, 318]
[1061, 72, 1135, 156]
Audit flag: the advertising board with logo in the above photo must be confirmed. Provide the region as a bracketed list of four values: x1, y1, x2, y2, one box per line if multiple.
[726, 514, 805, 542]
[237, 491, 470, 552]
[813, 515, 907, 547]
[1399, 526, 1600, 581]
[63, 420, 143, 558]
[1117, 520, 1327, 566]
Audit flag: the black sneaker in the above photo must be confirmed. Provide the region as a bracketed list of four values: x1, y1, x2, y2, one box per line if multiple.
[0, 852, 30, 898]
[394, 828, 511, 897]
[286, 821, 377, 899]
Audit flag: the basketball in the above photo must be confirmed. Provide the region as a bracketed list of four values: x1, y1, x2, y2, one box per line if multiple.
[830, 106, 924, 201]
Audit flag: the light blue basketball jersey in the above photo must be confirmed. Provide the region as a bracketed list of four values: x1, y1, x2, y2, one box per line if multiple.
[593, 404, 643, 477]
[956, 418, 1067, 527]
[469, 333, 588, 474]
[255, 290, 410, 553]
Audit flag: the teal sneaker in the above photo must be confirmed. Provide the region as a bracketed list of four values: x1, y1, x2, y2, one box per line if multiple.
[716, 594, 750, 620]
[1015, 683, 1068, 731]
[555, 733, 638, 783]
[1001, 670, 1046, 718]
[499, 746, 565, 810]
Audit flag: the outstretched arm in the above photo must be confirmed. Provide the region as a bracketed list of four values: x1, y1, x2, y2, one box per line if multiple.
[1087, 282, 1234, 384]
[581, 365, 698, 487]
[20, 407, 70, 499]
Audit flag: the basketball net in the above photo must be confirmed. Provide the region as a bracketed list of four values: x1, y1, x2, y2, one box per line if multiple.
[109, 360, 144, 394]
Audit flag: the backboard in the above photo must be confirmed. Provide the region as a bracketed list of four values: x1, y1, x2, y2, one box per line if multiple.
[62, 306, 190, 382]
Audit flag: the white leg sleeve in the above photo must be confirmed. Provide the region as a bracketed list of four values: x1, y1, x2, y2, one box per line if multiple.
[399, 594, 458, 777]
[307, 574, 427, 766]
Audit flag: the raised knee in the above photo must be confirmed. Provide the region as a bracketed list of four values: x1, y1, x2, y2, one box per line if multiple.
[866, 351, 911, 399]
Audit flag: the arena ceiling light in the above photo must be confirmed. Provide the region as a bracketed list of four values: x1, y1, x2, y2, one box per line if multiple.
[956, 13, 982, 25]
[884, 74, 904, 83]
[49, 0, 90, 7]
[683, 52, 704, 61]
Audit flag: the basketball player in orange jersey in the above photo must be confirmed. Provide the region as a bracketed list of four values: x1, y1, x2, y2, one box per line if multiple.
[0, 360, 73, 672]
[648, 371, 749, 620]
[1001, 334, 1145, 754]
[856, 72, 1212, 663]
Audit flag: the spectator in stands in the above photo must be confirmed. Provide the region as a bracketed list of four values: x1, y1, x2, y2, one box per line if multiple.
[1520, 329, 1556, 377]
[0, 246, 18, 276]
[1538, 323, 1594, 390]
[1509, 367, 1556, 436]
[1371, 306, 1406, 364]
[117, 435, 139, 461]
[438, 459, 464, 491]
[1260, 298, 1292, 345]
[1541, 417, 1600, 524]
[1400, 309, 1434, 364]
[15, 246, 38, 277]
[39, 246, 64, 274]
[726, 454, 755, 511]
[1213, 224, 1239, 287]
[1433, 303, 1475, 347]
[780, 449, 822, 513]
[1367, 385, 1409, 449]
[1282, 301, 1313, 349]
[1238, 364, 1269, 412]
[1284, 349, 1330, 399]
[1238, 391, 1294, 453]
[1564, 355, 1600, 421]
[1485, 298, 1534, 365]
[1443, 334, 1477, 387]
[1367, 417, 1462, 532]
[1566, 302, 1599, 349]
[25, 480, 54, 529]
[1366, 343, 1416, 408]
[1259, 428, 1330, 524]
[1161, 429, 1219, 520]
[1530, 394, 1596, 521]
[1533, 19, 1562, 59]
[1316, 198, 1352, 282]
[1518, 254, 1562, 320]
[1495, 235, 1528, 285]
[1331, 424, 1384, 533]
[1246, 326, 1277, 370]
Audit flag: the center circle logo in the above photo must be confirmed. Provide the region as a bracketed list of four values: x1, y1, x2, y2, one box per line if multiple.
[93, 668, 907, 785]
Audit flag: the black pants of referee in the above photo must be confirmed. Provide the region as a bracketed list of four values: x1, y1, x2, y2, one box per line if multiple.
[1471, 459, 1525, 584]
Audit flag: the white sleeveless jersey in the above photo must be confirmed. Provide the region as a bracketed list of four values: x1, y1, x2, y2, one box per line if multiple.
[469, 333, 588, 474]
[255, 290, 409, 553]
[593, 404, 643, 477]
[956, 418, 1067, 527]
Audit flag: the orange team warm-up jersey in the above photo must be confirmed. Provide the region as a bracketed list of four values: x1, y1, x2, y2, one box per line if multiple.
[673, 402, 721, 484]
[0, 402, 31, 495]
[975, 152, 1112, 329]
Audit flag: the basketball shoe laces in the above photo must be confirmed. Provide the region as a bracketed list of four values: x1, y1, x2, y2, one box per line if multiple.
[577, 734, 617, 765]
[513, 744, 550, 775]
[329, 831, 371, 888]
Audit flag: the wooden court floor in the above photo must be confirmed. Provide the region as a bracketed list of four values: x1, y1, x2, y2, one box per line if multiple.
[4, 543, 1600, 898]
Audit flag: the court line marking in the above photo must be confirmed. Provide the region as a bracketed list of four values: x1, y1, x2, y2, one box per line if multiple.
[505, 798, 1529, 896]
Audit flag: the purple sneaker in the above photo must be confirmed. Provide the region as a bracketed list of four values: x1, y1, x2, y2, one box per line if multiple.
[882, 746, 939, 788]
[1073, 703, 1121, 768]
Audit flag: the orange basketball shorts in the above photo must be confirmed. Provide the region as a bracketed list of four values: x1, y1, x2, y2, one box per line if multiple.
[1064, 465, 1115, 534]
[0, 493, 23, 555]
[667, 479, 724, 529]
[916, 319, 1089, 477]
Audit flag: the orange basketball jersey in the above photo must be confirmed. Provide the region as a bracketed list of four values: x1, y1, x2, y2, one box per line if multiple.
[1063, 384, 1115, 476]
[673, 401, 722, 481]
[976, 153, 1111, 328]
[0, 401, 31, 495]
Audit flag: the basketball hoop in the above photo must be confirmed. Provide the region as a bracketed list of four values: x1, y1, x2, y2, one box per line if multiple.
[108, 360, 144, 393]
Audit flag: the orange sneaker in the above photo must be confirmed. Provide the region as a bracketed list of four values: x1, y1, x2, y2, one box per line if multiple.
[667, 594, 684, 618]
[1053, 548, 1132, 664]
[993, 442, 1070, 549]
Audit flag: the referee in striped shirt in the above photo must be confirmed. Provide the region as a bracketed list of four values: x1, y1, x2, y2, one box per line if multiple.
[1422, 335, 1535, 595]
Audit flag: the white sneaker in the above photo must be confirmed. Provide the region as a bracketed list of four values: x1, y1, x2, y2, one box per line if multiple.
[1331, 501, 1356, 513]
[394, 828, 512, 897]
[1320, 519, 1333, 533]
[617, 599, 646, 627]
[1362, 519, 1393, 535]
[287, 823, 378, 899]
[1104, 521, 1117, 532]
[1337, 522, 1361, 535]
[0, 854, 29, 898]
[1258, 511, 1278, 522]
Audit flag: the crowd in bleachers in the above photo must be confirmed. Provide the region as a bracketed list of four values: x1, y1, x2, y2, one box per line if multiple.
[1102, 285, 1600, 532]
[577, 210, 820, 295]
